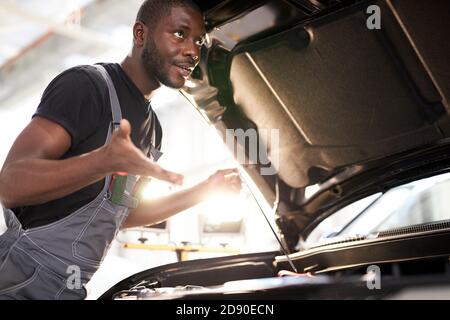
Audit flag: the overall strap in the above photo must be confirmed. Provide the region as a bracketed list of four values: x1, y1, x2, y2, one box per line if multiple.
[93, 64, 122, 128]
[93, 64, 139, 209]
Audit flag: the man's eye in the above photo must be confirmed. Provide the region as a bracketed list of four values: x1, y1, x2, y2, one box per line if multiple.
[174, 31, 184, 39]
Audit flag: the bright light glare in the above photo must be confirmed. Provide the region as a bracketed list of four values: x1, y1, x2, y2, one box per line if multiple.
[201, 193, 247, 224]
[140, 180, 173, 200]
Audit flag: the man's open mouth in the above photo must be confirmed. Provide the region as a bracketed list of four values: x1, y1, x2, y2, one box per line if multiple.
[174, 64, 193, 78]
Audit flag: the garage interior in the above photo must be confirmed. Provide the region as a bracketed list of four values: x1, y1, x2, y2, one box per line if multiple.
[2, 0, 450, 301]
[0, 0, 278, 299]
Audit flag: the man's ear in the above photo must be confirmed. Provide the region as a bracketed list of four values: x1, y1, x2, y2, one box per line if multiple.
[133, 21, 147, 47]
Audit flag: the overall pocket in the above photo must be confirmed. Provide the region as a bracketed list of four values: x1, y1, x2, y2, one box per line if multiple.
[0, 246, 66, 300]
[0, 265, 80, 300]
[0, 244, 87, 300]
[0, 245, 36, 291]
[0, 253, 40, 298]
[72, 199, 127, 267]
[0, 265, 41, 300]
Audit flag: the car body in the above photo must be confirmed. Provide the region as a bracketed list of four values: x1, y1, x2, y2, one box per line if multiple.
[100, 0, 450, 299]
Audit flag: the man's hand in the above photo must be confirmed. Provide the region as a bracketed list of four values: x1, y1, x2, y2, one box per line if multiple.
[123, 168, 242, 229]
[204, 168, 242, 195]
[103, 119, 183, 185]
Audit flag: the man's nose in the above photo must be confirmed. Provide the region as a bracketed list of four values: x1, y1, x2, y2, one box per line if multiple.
[183, 41, 200, 64]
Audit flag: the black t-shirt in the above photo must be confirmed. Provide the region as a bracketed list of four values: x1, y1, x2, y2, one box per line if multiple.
[13, 63, 163, 229]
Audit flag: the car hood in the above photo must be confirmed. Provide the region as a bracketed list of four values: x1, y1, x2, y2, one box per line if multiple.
[190, 0, 450, 249]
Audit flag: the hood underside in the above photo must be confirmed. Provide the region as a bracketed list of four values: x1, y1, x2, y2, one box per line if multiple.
[191, 0, 450, 247]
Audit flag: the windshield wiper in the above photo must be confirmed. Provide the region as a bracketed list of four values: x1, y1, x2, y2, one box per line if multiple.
[335, 192, 384, 237]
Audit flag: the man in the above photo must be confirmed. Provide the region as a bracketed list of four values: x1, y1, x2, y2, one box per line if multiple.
[0, 0, 241, 300]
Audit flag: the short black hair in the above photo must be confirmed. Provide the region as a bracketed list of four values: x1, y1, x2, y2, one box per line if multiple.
[136, 0, 202, 30]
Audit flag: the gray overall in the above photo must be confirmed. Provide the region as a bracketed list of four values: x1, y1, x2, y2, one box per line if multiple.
[0, 65, 160, 300]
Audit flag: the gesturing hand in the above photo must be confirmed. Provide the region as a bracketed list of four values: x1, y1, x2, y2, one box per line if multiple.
[205, 168, 242, 194]
[104, 119, 183, 185]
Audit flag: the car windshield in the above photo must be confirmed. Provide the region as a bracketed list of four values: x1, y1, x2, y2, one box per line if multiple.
[305, 172, 450, 246]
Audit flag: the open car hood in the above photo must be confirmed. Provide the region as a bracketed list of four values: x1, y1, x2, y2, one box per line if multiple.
[190, 0, 450, 250]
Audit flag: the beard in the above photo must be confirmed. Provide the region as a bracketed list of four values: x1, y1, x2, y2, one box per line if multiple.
[141, 39, 181, 89]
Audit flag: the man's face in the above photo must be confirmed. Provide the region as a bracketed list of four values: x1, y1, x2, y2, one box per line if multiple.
[141, 6, 205, 89]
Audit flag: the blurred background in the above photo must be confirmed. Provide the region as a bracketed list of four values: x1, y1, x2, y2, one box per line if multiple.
[0, 0, 278, 299]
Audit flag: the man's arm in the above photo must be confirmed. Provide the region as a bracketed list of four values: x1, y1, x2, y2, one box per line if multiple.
[0, 118, 182, 208]
[122, 169, 241, 229]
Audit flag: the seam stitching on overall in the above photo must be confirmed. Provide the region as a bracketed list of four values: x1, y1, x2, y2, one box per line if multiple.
[0, 265, 42, 295]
